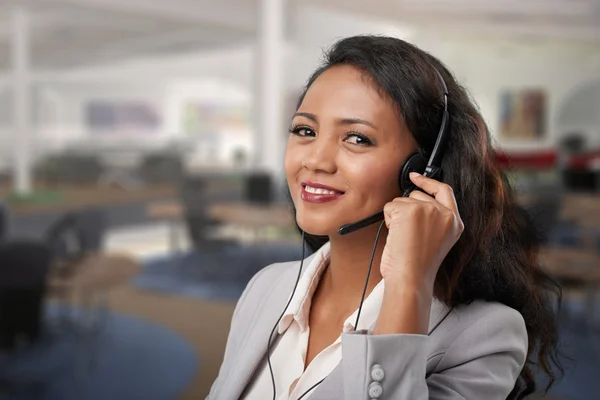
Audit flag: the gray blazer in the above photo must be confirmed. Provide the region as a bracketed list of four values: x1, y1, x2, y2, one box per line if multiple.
[207, 253, 528, 400]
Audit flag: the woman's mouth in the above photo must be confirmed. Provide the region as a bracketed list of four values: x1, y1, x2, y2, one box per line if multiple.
[301, 182, 344, 204]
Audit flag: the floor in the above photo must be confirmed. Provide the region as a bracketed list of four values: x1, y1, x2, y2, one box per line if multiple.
[103, 221, 229, 398]
[108, 285, 235, 399]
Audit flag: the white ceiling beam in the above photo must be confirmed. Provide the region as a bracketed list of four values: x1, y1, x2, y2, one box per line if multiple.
[411, 16, 600, 42]
[0, 70, 91, 86]
[0, 6, 170, 43]
[35, 8, 167, 31]
[0, 8, 66, 38]
[303, 1, 600, 42]
[36, 26, 247, 68]
[431, 18, 600, 42]
[396, 0, 597, 17]
[304, 0, 598, 25]
[33, 0, 257, 31]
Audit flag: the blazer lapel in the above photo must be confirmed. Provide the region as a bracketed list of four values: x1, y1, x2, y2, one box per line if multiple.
[427, 297, 452, 335]
[218, 256, 315, 400]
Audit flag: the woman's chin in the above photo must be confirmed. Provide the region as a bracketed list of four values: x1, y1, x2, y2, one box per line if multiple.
[296, 217, 337, 237]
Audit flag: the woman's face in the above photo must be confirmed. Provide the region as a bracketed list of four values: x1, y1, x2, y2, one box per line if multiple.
[285, 64, 417, 236]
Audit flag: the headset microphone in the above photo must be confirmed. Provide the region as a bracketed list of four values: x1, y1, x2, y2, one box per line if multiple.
[338, 69, 450, 236]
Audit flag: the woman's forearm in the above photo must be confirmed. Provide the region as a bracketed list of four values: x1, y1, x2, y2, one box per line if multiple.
[373, 280, 433, 335]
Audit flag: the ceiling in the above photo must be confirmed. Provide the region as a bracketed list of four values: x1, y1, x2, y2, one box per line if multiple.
[0, 0, 257, 70]
[1, 0, 600, 72]
[311, 0, 600, 41]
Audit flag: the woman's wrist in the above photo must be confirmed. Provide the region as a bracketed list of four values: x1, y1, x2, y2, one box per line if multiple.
[373, 280, 433, 335]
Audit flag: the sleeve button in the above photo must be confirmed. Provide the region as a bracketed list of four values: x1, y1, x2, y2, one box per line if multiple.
[371, 364, 385, 382]
[368, 382, 383, 398]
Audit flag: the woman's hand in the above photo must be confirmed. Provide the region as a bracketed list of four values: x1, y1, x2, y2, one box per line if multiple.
[380, 172, 464, 293]
[374, 172, 463, 335]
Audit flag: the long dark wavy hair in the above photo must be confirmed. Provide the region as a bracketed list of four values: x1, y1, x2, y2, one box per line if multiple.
[290, 35, 563, 399]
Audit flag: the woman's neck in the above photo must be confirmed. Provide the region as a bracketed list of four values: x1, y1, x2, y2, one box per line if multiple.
[319, 224, 388, 310]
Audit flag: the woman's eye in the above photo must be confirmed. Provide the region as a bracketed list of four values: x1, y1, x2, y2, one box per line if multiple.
[289, 126, 316, 137]
[345, 133, 373, 146]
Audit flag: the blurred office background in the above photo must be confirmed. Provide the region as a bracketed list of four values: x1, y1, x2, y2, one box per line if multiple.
[0, 0, 599, 399]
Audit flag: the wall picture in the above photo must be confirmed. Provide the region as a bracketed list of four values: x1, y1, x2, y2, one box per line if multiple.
[181, 102, 250, 135]
[86, 101, 161, 134]
[499, 89, 547, 141]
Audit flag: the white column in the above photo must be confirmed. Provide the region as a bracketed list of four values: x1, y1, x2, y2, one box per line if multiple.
[255, 0, 286, 186]
[11, 6, 32, 195]
[40, 87, 64, 152]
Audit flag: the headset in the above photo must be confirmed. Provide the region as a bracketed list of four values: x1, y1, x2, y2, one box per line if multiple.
[265, 67, 451, 400]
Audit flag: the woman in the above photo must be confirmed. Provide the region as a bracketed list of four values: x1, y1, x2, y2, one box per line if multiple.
[208, 35, 562, 400]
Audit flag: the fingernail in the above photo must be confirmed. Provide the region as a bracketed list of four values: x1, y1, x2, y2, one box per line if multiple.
[409, 172, 421, 178]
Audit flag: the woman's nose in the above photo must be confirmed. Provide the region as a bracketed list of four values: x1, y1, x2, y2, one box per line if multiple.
[302, 136, 337, 174]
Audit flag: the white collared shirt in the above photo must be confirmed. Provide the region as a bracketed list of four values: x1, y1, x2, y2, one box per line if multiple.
[242, 242, 385, 400]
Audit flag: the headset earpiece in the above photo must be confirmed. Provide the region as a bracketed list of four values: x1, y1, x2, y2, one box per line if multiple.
[398, 152, 428, 193]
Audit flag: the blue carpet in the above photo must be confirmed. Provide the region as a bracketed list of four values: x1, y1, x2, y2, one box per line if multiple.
[0, 305, 197, 400]
[533, 299, 600, 400]
[133, 243, 306, 301]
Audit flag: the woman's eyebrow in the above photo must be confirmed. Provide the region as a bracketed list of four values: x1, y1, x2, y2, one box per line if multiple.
[293, 112, 318, 123]
[293, 112, 377, 130]
[338, 117, 377, 129]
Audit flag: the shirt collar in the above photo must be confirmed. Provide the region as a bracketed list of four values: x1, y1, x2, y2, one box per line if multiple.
[278, 242, 330, 334]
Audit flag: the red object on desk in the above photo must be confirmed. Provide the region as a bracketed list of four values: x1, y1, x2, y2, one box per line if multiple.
[495, 150, 557, 169]
[495, 149, 600, 170]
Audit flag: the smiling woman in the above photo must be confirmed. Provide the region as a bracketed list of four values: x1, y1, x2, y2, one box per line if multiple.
[207, 35, 563, 400]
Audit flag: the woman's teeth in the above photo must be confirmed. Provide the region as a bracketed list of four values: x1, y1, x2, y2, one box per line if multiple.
[304, 186, 339, 195]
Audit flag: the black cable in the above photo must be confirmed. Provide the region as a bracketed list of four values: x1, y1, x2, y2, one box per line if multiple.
[297, 220, 385, 399]
[268, 230, 306, 400]
[354, 220, 386, 330]
[297, 377, 326, 400]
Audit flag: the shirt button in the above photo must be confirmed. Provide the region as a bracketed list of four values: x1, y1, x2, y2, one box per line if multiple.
[368, 382, 383, 398]
[371, 364, 385, 382]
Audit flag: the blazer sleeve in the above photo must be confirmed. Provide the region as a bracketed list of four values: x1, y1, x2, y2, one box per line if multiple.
[206, 269, 264, 400]
[339, 305, 528, 400]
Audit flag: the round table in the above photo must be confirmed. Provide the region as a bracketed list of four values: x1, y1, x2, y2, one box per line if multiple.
[48, 253, 140, 330]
